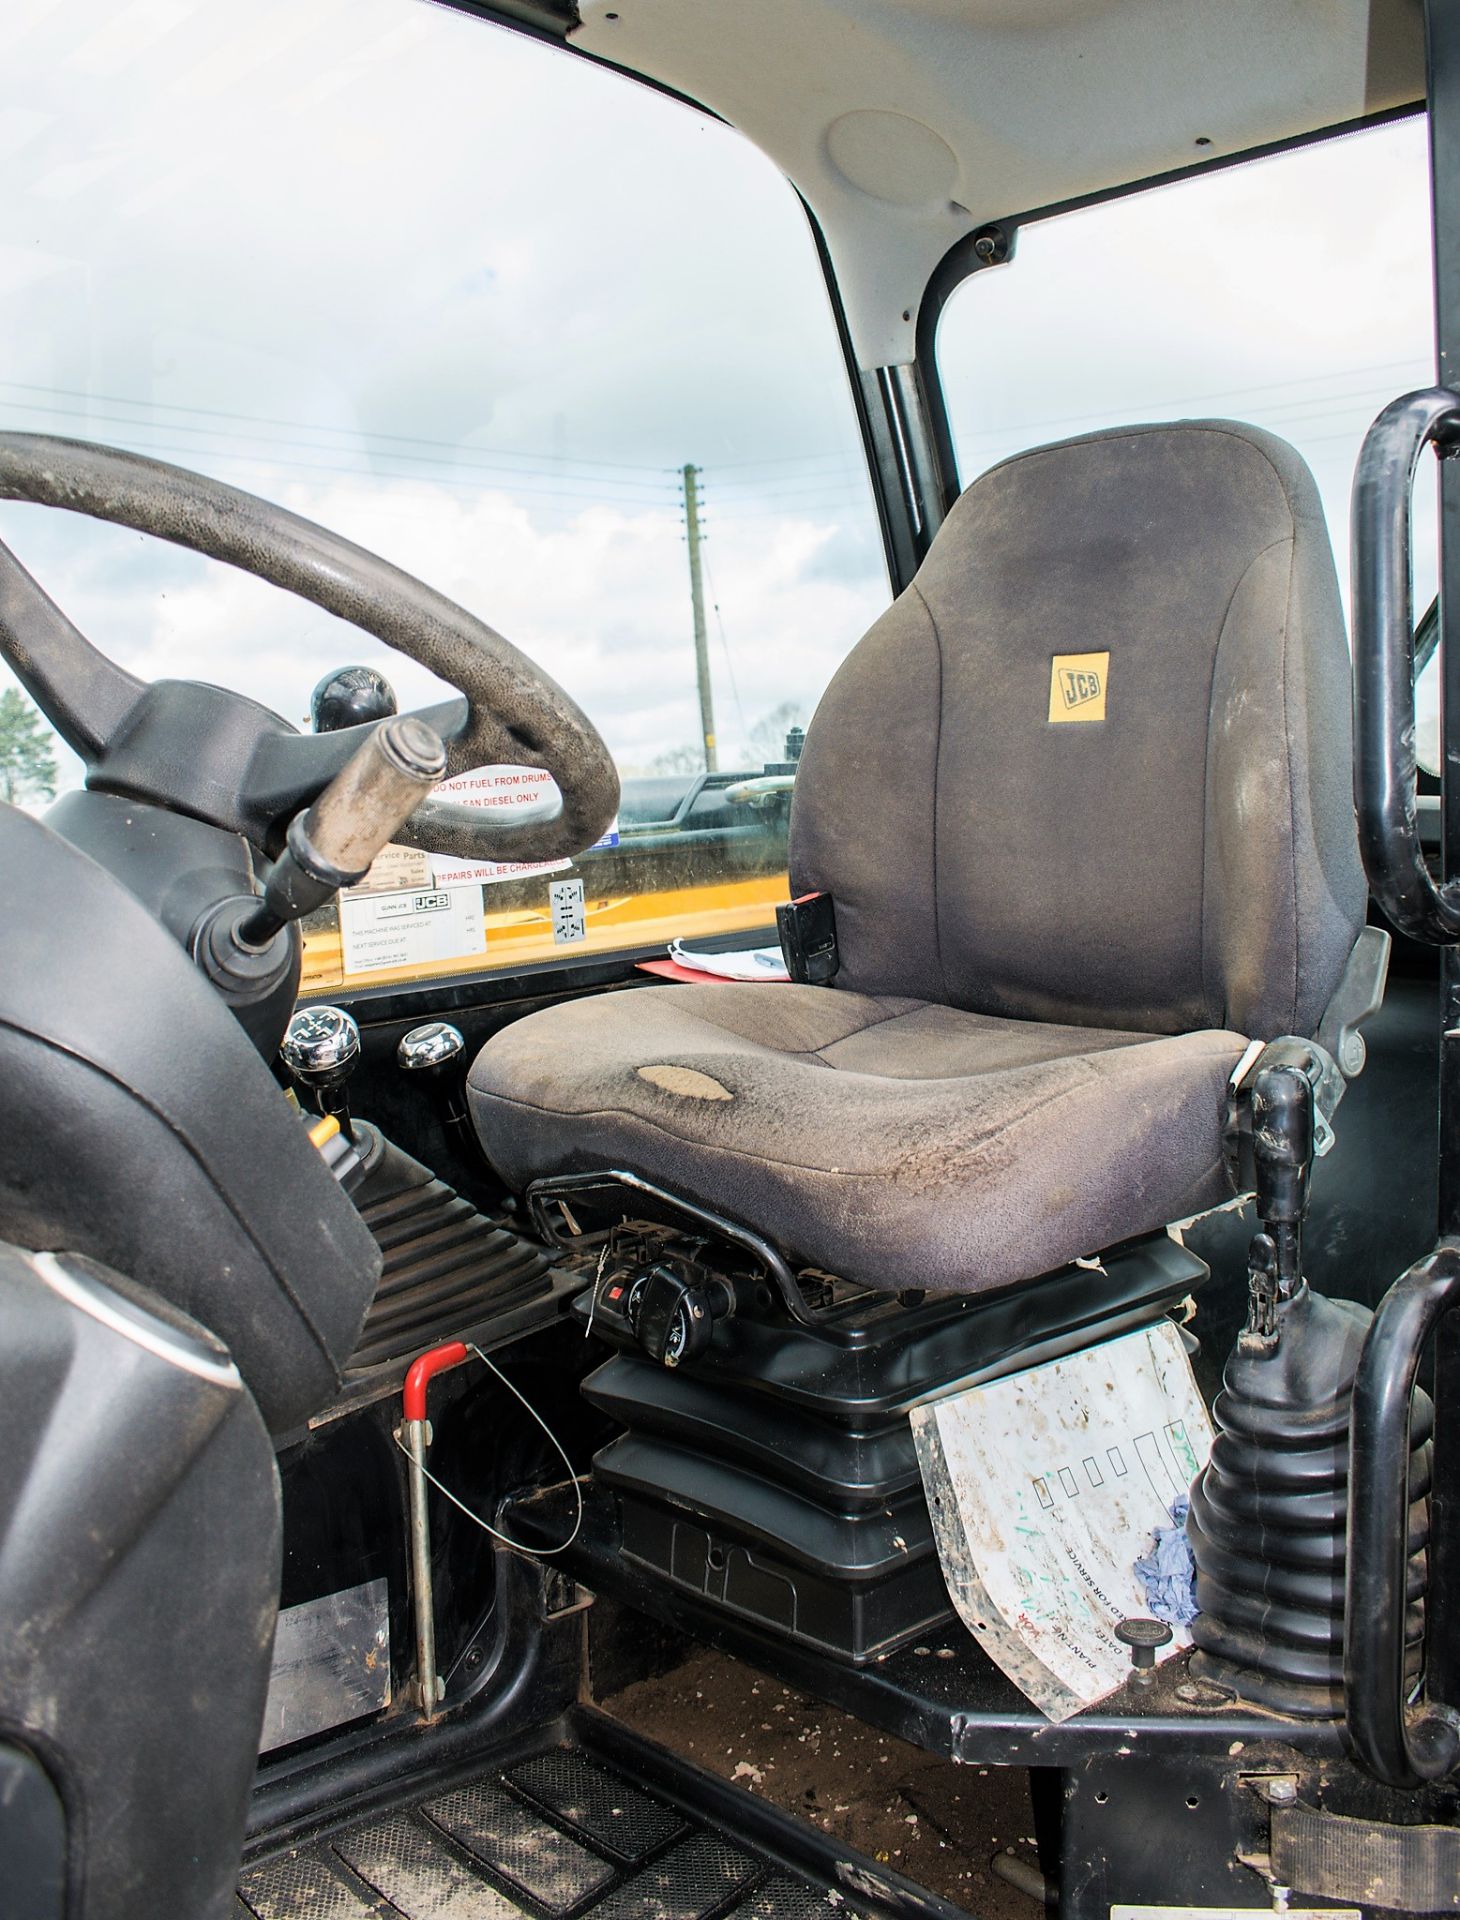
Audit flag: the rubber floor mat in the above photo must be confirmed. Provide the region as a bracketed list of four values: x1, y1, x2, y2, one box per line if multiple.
[239, 1745, 847, 1920]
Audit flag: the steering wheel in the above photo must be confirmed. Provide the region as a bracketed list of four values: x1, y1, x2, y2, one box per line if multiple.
[0, 434, 619, 860]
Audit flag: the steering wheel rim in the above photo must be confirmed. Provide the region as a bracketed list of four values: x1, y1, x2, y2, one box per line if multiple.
[0, 432, 619, 861]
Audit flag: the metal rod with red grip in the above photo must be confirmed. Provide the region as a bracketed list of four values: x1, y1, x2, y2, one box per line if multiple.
[403, 1341, 470, 1424]
[400, 1339, 474, 1716]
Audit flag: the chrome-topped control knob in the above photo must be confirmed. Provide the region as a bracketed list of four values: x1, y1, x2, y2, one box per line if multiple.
[283, 1004, 360, 1082]
[397, 1022, 465, 1073]
[397, 1020, 475, 1151]
[281, 1004, 361, 1136]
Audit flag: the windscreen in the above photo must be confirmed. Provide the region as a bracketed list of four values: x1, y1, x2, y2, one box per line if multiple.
[0, 0, 888, 990]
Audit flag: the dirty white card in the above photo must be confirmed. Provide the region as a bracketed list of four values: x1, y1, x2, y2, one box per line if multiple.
[910, 1319, 1212, 1721]
[340, 884, 485, 976]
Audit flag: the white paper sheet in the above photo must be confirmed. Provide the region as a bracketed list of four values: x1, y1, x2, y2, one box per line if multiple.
[668, 941, 790, 981]
[426, 765, 618, 887]
[910, 1318, 1213, 1721]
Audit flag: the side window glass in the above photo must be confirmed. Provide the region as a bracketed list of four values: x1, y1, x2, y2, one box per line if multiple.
[937, 119, 1437, 760]
[0, 1, 888, 989]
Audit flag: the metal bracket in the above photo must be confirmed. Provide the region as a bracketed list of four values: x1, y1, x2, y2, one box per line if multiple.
[1314, 926, 1391, 1082]
[542, 1571, 595, 1621]
[527, 1169, 816, 1326]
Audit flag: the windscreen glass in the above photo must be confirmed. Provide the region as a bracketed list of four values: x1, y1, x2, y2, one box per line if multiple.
[0, 0, 887, 989]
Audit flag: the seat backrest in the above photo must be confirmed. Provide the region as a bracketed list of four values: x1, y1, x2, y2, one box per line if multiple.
[789, 420, 1366, 1039]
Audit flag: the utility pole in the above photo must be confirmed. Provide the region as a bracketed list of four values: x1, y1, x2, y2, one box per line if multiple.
[681, 462, 717, 771]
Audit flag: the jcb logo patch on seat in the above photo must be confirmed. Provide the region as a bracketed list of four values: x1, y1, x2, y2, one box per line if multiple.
[1048, 651, 1109, 724]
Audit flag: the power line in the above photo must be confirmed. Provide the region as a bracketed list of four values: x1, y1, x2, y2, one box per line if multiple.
[0, 377, 674, 477]
[705, 470, 868, 498]
[949, 354, 1430, 451]
[709, 498, 870, 519]
[0, 405, 678, 514]
[0, 453, 650, 525]
[709, 450, 854, 471]
[0, 397, 677, 499]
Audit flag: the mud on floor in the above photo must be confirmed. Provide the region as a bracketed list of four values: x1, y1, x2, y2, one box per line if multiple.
[604, 1647, 1043, 1917]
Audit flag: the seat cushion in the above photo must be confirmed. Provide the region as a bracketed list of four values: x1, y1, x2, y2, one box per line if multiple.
[468, 983, 1248, 1295]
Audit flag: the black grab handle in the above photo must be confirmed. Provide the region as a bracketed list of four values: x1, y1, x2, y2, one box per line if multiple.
[1346, 1242, 1460, 1787]
[1352, 388, 1460, 944]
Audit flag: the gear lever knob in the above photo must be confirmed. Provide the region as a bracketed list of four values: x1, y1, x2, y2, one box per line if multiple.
[398, 1022, 470, 1144]
[397, 1021, 465, 1076]
[282, 1004, 361, 1137]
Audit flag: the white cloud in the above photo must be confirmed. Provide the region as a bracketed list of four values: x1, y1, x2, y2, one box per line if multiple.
[0, 0, 888, 794]
[939, 116, 1437, 599]
[0, 2, 1439, 802]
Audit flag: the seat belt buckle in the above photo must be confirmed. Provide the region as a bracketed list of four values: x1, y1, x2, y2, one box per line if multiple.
[776, 891, 839, 985]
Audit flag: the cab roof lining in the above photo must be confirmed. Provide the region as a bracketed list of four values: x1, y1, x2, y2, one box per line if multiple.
[561, 0, 1424, 369]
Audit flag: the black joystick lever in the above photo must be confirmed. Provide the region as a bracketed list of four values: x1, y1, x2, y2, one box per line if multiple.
[311, 664, 398, 734]
[281, 1004, 362, 1140]
[1243, 1059, 1315, 1353]
[238, 715, 446, 947]
[194, 715, 446, 1022]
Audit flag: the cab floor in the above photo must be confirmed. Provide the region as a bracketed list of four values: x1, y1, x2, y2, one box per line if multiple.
[236, 1744, 848, 1920]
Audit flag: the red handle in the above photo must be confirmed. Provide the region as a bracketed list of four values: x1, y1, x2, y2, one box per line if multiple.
[403, 1340, 470, 1423]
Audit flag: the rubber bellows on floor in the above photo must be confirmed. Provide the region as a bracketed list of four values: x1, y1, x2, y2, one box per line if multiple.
[1186, 1283, 1432, 1717]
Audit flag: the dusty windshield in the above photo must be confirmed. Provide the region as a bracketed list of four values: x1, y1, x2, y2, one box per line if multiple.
[0, 0, 887, 989]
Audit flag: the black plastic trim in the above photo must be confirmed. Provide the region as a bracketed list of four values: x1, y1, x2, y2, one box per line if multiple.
[1353, 387, 1460, 943]
[430, 1, 579, 43]
[804, 203, 913, 594]
[246, 1552, 580, 1851]
[575, 1706, 977, 1920]
[325, 924, 777, 1028]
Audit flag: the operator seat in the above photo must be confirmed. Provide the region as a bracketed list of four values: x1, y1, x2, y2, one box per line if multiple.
[469, 422, 1366, 1295]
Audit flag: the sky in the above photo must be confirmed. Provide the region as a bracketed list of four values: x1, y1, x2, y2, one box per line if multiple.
[939, 114, 1437, 606]
[0, 0, 1442, 798]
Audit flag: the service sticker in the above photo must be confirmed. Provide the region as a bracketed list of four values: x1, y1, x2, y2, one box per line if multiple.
[340, 884, 485, 976]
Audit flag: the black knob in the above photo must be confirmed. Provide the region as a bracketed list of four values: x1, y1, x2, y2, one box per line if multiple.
[1115, 1617, 1174, 1672]
[310, 665, 398, 734]
[635, 1265, 717, 1368]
